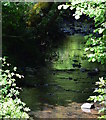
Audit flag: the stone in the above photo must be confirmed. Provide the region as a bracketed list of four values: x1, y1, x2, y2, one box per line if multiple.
[81, 103, 95, 109]
[72, 63, 81, 68]
[87, 68, 99, 76]
[80, 68, 86, 72]
[69, 77, 72, 80]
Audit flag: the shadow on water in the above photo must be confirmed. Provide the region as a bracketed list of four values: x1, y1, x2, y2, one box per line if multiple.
[19, 34, 106, 113]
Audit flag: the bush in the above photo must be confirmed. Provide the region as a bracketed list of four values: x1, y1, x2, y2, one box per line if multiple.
[0, 57, 30, 118]
[88, 77, 106, 119]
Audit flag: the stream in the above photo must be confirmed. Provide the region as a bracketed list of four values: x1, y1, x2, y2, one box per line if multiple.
[20, 34, 105, 118]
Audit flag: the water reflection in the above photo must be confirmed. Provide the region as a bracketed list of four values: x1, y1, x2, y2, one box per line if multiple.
[52, 34, 105, 70]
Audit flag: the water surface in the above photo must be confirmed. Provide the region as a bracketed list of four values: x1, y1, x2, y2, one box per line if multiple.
[20, 35, 105, 118]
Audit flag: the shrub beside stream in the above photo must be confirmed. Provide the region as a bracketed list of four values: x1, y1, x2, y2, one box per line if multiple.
[0, 57, 30, 118]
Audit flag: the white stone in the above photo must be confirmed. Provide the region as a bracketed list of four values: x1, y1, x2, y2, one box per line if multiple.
[81, 103, 94, 109]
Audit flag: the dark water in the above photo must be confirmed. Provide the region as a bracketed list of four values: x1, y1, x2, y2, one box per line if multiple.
[20, 35, 105, 117]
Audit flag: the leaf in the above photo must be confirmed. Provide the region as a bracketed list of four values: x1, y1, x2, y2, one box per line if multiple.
[75, 15, 80, 20]
[99, 28, 104, 34]
[90, 48, 94, 51]
[63, 5, 70, 10]
[87, 54, 95, 58]
[85, 48, 89, 51]
[92, 58, 96, 62]
[13, 67, 17, 71]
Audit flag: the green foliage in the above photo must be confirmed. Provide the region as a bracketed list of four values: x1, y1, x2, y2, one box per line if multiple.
[27, 2, 60, 33]
[88, 77, 106, 119]
[27, 2, 52, 26]
[58, 1, 106, 64]
[2, 2, 32, 35]
[0, 57, 30, 118]
[2, 2, 61, 66]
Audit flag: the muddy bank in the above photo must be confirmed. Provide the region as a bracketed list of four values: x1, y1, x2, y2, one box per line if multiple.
[29, 102, 100, 119]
